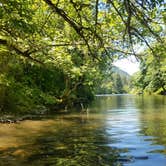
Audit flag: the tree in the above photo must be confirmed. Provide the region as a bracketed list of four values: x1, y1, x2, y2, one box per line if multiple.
[0, 0, 165, 61]
[0, 0, 165, 112]
[113, 73, 124, 93]
[131, 38, 166, 94]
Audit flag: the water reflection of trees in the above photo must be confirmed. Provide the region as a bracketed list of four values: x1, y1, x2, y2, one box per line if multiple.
[91, 95, 133, 112]
[135, 95, 166, 111]
[135, 95, 166, 155]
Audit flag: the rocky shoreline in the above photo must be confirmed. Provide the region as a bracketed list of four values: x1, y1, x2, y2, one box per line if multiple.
[0, 115, 45, 124]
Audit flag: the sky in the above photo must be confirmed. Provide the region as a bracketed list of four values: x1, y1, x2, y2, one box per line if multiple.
[113, 56, 140, 75]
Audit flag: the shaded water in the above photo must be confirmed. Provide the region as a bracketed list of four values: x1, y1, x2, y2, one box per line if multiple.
[0, 94, 166, 165]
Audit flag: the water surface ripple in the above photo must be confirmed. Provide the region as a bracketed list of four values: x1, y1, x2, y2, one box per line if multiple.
[0, 94, 166, 166]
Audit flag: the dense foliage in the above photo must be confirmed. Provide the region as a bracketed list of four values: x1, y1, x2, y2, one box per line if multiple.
[0, 0, 165, 113]
[96, 66, 131, 94]
[131, 39, 166, 95]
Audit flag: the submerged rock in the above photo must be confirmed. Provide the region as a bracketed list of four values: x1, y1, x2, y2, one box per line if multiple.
[12, 149, 28, 158]
[134, 156, 149, 160]
[117, 156, 134, 163]
[116, 155, 149, 163]
[0, 114, 46, 124]
[0, 119, 20, 124]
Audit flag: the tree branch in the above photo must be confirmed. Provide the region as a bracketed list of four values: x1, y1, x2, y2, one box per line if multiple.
[43, 0, 100, 60]
[95, 0, 99, 30]
[0, 39, 43, 64]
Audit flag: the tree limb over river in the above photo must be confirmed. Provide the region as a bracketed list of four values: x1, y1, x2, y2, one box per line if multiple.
[0, 0, 165, 113]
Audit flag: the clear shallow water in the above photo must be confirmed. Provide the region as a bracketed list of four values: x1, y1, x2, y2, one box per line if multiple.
[93, 94, 166, 166]
[0, 94, 166, 166]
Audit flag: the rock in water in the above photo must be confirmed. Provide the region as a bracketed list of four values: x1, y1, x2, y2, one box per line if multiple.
[134, 156, 149, 160]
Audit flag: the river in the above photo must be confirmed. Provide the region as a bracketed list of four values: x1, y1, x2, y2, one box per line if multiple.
[0, 94, 166, 166]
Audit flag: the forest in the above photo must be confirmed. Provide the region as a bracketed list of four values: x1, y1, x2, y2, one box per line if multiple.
[0, 0, 165, 114]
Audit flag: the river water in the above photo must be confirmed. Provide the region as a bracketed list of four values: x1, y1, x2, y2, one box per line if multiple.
[0, 94, 166, 166]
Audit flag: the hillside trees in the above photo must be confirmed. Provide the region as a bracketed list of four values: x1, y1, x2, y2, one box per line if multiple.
[95, 66, 131, 94]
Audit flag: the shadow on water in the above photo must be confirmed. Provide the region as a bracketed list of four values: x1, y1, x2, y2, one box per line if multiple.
[0, 94, 166, 166]
[0, 115, 122, 166]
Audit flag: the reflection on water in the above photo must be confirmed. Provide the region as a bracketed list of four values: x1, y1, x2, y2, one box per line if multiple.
[0, 94, 166, 166]
[93, 94, 166, 166]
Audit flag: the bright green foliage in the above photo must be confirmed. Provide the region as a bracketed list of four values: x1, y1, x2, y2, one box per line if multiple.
[113, 73, 125, 94]
[131, 39, 166, 95]
[95, 66, 131, 94]
[0, 0, 165, 113]
[0, 45, 101, 112]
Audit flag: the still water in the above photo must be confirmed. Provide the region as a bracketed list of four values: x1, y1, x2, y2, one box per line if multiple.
[0, 94, 166, 166]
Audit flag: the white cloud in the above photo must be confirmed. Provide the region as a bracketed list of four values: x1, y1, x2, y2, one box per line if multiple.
[113, 57, 140, 75]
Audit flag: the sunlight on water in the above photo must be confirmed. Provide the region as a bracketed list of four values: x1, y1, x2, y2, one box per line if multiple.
[93, 95, 166, 166]
[0, 95, 166, 166]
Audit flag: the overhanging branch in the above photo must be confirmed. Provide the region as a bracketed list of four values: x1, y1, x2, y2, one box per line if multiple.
[0, 38, 43, 64]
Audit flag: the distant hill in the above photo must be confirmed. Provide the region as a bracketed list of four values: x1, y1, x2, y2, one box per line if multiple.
[95, 65, 131, 94]
[111, 66, 131, 78]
